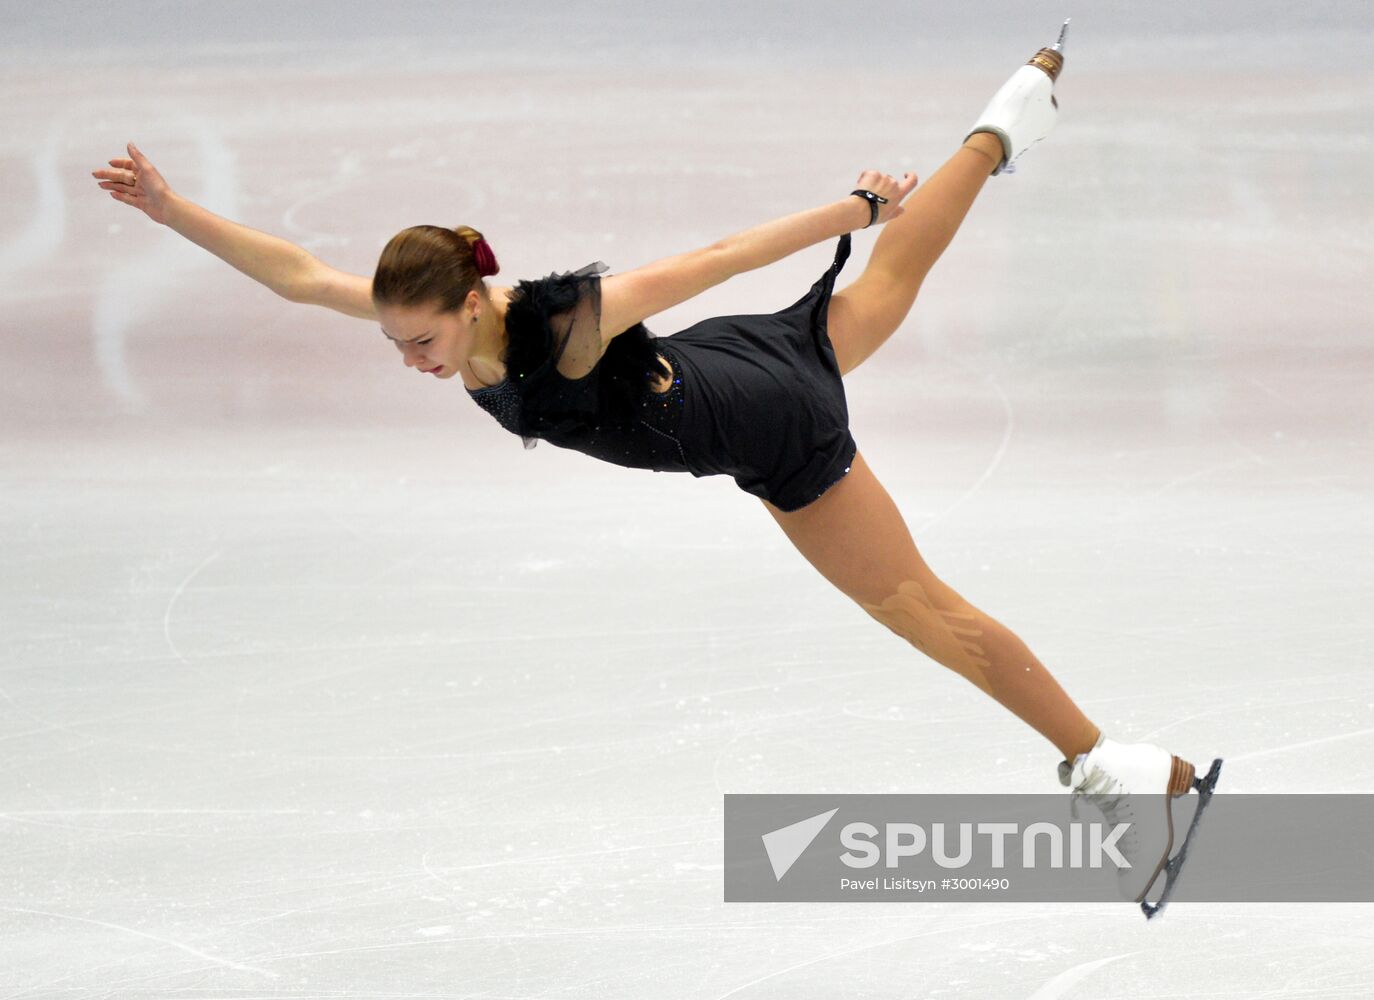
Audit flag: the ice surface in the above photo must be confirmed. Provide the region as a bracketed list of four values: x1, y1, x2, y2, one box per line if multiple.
[2, 1, 1372, 995]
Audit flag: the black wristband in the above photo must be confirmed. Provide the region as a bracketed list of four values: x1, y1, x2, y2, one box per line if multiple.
[850, 189, 888, 228]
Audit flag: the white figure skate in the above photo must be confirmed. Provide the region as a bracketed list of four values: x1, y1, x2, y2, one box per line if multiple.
[1059, 734, 1224, 919]
[966, 20, 1070, 175]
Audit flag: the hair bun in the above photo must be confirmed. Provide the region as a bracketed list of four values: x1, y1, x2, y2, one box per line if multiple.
[472, 237, 500, 278]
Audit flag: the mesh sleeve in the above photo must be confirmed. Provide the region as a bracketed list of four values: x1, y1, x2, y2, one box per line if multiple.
[503, 261, 669, 445]
[547, 269, 604, 382]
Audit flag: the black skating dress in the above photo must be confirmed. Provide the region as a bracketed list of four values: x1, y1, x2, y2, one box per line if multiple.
[467, 234, 858, 513]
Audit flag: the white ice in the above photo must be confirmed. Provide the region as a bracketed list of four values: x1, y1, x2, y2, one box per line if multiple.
[2, 1, 1372, 996]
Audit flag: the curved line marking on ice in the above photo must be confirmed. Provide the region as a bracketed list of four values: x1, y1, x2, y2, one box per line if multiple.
[164, 545, 224, 665]
[1025, 953, 1136, 999]
[0, 123, 65, 275]
[91, 120, 237, 409]
[916, 369, 1015, 536]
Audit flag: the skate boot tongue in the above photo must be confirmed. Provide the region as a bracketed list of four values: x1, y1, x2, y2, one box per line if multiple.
[1056, 732, 1105, 787]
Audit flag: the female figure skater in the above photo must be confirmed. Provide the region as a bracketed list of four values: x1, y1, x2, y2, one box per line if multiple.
[92, 31, 1218, 915]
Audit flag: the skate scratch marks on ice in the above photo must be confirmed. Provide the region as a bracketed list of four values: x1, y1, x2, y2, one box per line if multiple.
[0, 906, 278, 978]
[1225, 725, 1374, 765]
[709, 916, 1058, 1000]
[1025, 953, 1136, 1000]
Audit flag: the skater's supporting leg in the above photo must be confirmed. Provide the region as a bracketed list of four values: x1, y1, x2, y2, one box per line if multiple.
[763, 450, 1100, 763]
[826, 132, 1003, 376]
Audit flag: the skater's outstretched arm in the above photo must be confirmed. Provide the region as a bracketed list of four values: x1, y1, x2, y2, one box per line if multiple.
[93, 142, 377, 321]
[597, 169, 917, 340]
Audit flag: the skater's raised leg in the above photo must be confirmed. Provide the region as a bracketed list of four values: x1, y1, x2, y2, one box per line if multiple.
[827, 23, 1067, 377]
[826, 132, 1003, 377]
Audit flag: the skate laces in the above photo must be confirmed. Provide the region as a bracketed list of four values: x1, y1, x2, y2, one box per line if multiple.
[1070, 764, 1141, 856]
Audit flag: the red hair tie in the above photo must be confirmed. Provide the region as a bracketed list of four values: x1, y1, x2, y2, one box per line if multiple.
[472, 237, 500, 278]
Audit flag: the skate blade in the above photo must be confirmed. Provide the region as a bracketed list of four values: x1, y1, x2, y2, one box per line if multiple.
[1052, 19, 1070, 54]
[1140, 758, 1224, 920]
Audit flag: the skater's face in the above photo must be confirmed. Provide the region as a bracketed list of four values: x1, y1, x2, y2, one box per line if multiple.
[377, 297, 474, 380]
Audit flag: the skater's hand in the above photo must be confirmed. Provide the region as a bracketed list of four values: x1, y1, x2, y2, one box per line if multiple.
[92, 142, 174, 225]
[852, 169, 919, 226]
